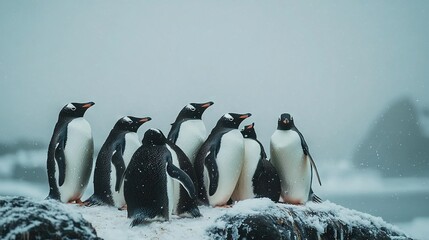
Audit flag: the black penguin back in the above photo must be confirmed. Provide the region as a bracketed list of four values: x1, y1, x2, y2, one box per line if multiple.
[124, 143, 170, 225]
[252, 158, 281, 202]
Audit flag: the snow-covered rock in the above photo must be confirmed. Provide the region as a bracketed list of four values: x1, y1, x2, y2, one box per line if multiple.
[0, 196, 100, 240]
[208, 198, 411, 240]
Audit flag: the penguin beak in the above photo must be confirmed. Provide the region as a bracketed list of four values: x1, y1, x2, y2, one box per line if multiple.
[283, 119, 289, 124]
[201, 101, 214, 108]
[139, 117, 152, 123]
[82, 102, 95, 108]
[246, 123, 254, 129]
[239, 113, 251, 119]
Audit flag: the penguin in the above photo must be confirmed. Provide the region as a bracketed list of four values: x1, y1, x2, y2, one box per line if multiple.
[84, 116, 151, 208]
[270, 113, 322, 204]
[46, 102, 95, 203]
[194, 113, 251, 207]
[124, 128, 198, 226]
[168, 101, 214, 165]
[231, 123, 281, 202]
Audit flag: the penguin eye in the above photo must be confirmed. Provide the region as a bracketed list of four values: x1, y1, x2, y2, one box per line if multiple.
[66, 103, 76, 111]
[186, 104, 196, 111]
[123, 117, 132, 124]
[224, 113, 234, 122]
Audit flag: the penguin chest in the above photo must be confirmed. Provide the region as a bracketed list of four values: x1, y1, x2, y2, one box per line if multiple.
[270, 130, 311, 203]
[175, 120, 206, 164]
[205, 130, 244, 206]
[59, 118, 94, 202]
[111, 133, 141, 207]
[232, 139, 261, 201]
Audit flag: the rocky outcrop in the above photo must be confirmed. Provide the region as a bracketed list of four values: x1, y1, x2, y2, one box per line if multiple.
[0, 196, 101, 240]
[207, 199, 410, 240]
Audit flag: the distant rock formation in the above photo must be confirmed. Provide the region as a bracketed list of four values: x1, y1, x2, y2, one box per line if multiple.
[353, 97, 429, 177]
[0, 196, 100, 240]
[208, 199, 410, 240]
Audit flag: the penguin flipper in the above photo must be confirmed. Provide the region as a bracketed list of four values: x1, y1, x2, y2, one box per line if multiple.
[205, 149, 219, 196]
[112, 146, 126, 192]
[54, 132, 67, 187]
[166, 156, 197, 199]
[167, 123, 180, 144]
[295, 127, 322, 186]
[308, 154, 322, 186]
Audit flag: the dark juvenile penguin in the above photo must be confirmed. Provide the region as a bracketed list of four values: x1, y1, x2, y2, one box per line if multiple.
[194, 113, 251, 207]
[231, 123, 281, 202]
[124, 129, 197, 226]
[46, 102, 95, 203]
[84, 116, 151, 208]
[270, 113, 322, 204]
[168, 101, 214, 165]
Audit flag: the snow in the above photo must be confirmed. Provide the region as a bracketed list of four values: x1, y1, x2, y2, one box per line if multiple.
[63, 199, 281, 240]
[64, 204, 226, 240]
[60, 198, 408, 240]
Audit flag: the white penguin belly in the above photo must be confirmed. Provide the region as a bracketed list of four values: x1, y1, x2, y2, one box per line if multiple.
[111, 132, 141, 208]
[175, 120, 206, 165]
[270, 130, 311, 203]
[231, 139, 261, 201]
[205, 130, 244, 206]
[166, 145, 181, 215]
[59, 118, 94, 203]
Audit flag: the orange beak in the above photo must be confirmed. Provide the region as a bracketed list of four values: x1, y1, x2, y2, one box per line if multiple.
[239, 113, 251, 119]
[201, 101, 214, 108]
[139, 117, 152, 123]
[82, 102, 95, 108]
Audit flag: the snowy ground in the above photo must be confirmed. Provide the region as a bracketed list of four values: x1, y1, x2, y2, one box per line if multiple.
[0, 151, 428, 239]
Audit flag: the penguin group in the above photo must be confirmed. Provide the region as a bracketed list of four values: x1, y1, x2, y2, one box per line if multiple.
[45, 101, 322, 226]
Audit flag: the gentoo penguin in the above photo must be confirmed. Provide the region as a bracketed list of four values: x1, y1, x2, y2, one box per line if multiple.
[84, 116, 151, 208]
[231, 123, 281, 202]
[194, 113, 251, 206]
[124, 129, 197, 226]
[46, 102, 95, 203]
[270, 113, 322, 204]
[168, 101, 214, 165]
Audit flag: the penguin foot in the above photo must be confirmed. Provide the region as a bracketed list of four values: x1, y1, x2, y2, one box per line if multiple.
[215, 204, 232, 208]
[76, 199, 85, 206]
[118, 205, 128, 211]
[177, 207, 202, 218]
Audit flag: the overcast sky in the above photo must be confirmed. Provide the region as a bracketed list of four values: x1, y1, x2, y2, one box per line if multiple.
[1, 1, 428, 160]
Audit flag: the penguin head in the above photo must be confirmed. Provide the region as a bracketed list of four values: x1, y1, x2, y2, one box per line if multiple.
[216, 113, 252, 129]
[241, 123, 257, 139]
[277, 113, 295, 130]
[174, 101, 214, 122]
[114, 116, 152, 132]
[142, 128, 167, 146]
[59, 102, 95, 118]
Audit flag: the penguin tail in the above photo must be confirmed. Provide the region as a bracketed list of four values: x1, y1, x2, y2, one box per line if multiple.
[83, 195, 106, 207]
[311, 193, 323, 203]
[178, 207, 202, 218]
[130, 213, 167, 227]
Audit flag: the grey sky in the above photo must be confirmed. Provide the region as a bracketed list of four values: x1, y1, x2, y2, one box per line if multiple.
[1, 1, 428, 160]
